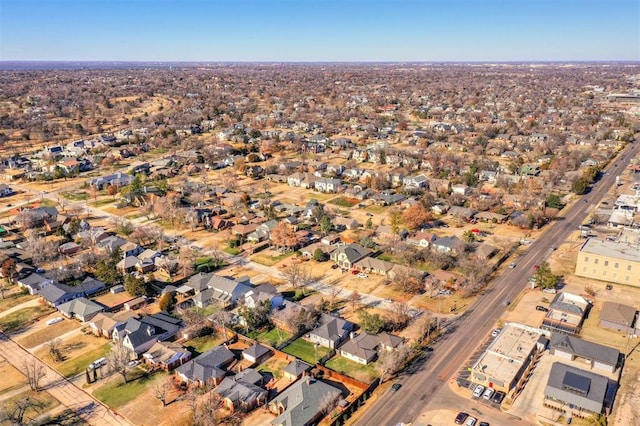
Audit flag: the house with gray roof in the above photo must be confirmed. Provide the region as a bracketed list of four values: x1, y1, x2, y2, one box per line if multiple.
[242, 343, 272, 364]
[269, 378, 342, 426]
[186, 272, 253, 308]
[17, 272, 53, 295]
[330, 244, 372, 270]
[215, 368, 268, 412]
[339, 332, 404, 365]
[113, 312, 182, 356]
[599, 301, 637, 335]
[307, 313, 354, 349]
[550, 334, 620, 373]
[544, 363, 614, 415]
[283, 360, 312, 381]
[176, 345, 235, 387]
[57, 297, 105, 322]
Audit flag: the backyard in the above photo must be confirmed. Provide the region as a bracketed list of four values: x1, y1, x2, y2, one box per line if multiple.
[256, 327, 292, 348]
[251, 250, 293, 267]
[257, 356, 290, 380]
[282, 338, 331, 364]
[183, 335, 225, 356]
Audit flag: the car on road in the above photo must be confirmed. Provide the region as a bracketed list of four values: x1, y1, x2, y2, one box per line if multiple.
[550, 246, 557, 251]
[391, 383, 402, 392]
[508, 262, 516, 268]
[473, 384, 485, 398]
[465, 417, 477, 426]
[454, 412, 469, 424]
[491, 391, 506, 404]
[358, 273, 368, 279]
[502, 299, 510, 306]
[482, 387, 495, 400]
[536, 305, 549, 312]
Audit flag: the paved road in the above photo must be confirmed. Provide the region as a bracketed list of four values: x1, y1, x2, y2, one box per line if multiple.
[355, 140, 640, 426]
[0, 332, 131, 426]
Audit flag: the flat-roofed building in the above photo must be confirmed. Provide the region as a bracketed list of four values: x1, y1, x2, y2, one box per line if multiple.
[575, 238, 640, 287]
[471, 323, 547, 394]
[543, 363, 615, 417]
[542, 292, 591, 335]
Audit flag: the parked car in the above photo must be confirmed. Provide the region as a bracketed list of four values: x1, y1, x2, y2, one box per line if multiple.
[508, 262, 516, 268]
[479, 422, 490, 426]
[391, 383, 402, 392]
[482, 387, 495, 400]
[46, 317, 63, 326]
[491, 328, 501, 337]
[606, 284, 613, 290]
[454, 412, 469, 425]
[473, 384, 485, 398]
[439, 289, 452, 296]
[351, 270, 359, 275]
[542, 287, 557, 294]
[536, 305, 549, 312]
[491, 391, 506, 404]
[331, 264, 339, 269]
[358, 273, 368, 279]
[465, 417, 477, 426]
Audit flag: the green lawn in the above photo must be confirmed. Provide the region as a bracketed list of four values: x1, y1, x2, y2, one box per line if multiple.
[282, 338, 331, 364]
[257, 327, 291, 348]
[184, 335, 224, 356]
[0, 305, 54, 334]
[224, 246, 242, 255]
[0, 290, 34, 312]
[60, 191, 89, 201]
[94, 370, 166, 409]
[57, 342, 111, 378]
[328, 196, 359, 208]
[325, 355, 379, 384]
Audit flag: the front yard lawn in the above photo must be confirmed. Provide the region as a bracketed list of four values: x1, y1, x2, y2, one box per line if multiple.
[328, 196, 359, 208]
[0, 290, 34, 312]
[251, 251, 293, 267]
[1, 390, 60, 420]
[325, 355, 379, 384]
[282, 338, 331, 364]
[56, 341, 111, 378]
[257, 327, 291, 348]
[0, 305, 54, 334]
[17, 318, 79, 348]
[94, 370, 166, 409]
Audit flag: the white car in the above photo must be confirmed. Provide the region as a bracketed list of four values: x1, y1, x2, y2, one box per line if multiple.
[483, 387, 495, 400]
[473, 384, 485, 398]
[465, 416, 477, 426]
[46, 317, 63, 326]
[491, 328, 501, 338]
[357, 273, 368, 279]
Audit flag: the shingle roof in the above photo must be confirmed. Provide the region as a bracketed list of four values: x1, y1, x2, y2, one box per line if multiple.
[176, 345, 234, 383]
[271, 378, 341, 426]
[545, 362, 610, 413]
[600, 301, 637, 327]
[283, 360, 312, 377]
[57, 297, 104, 320]
[550, 334, 620, 367]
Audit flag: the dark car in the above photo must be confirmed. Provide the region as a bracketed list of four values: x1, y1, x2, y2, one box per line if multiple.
[479, 422, 490, 426]
[491, 391, 506, 404]
[391, 383, 402, 392]
[331, 264, 339, 269]
[455, 412, 469, 424]
[536, 305, 549, 312]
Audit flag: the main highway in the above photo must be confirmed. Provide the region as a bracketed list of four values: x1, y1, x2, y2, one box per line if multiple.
[355, 140, 640, 426]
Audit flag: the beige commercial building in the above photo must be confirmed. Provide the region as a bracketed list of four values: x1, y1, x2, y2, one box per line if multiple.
[471, 323, 548, 394]
[575, 238, 640, 287]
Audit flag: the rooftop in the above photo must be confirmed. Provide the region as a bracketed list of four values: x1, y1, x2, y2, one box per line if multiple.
[580, 238, 640, 263]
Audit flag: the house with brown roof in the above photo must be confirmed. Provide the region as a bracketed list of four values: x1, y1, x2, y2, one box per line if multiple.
[599, 301, 637, 334]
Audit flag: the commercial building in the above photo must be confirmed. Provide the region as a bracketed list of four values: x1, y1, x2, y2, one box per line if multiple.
[542, 293, 591, 335]
[575, 238, 640, 287]
[471, 323, 547, 394]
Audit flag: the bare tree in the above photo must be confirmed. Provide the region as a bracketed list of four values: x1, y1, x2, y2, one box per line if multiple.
[387, 302, 411, 331]
[319, 391, 339, 415]
[348, 290, 362, 311]
[47, 338, 63, 363]
[24, 359, 47, 392]
[152, 379, 171, 407]
[0, 395, 46, 424]
[107, 340, 132, 384]
[376, 344, 412, 383]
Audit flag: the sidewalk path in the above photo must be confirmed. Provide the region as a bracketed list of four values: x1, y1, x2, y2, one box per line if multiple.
[0, 332, 131, 426]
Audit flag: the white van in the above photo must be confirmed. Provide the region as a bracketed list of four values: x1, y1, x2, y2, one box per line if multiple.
[91, 357, 106, 369]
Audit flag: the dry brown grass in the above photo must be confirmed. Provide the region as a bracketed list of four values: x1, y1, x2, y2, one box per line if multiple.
[0, 360, 26, 396]
[16, 318, 79, 349]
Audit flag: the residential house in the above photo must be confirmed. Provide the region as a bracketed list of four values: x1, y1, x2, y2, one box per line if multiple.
[407, 230, 438, 248]
[56, 297, 104, 322]
[432, 236, 463, 254]
[330, 244, 372, 270]
[550, 333, 620, 373]
[542, 292, 591, 335]
[599, 301, 637, 334]
[215, 370, 268, 412]
[339, 332, 403, 365]
[307, 313, 354, 349]
[185, 273, 253, 308]
[242, 343, 272, 364]
[448, 206, 475, 221]
[89, 312, 122, 338]
[475, 244, 498, 260]
[543, 363, 614, 416]
[243, 284, 284, 309]
[314, 177, 343, 193]
[282, 360, 312, 381]
[176, 345, 235, 387]
[425, 269, 467, 294]
[58, 241, 81, 255]
[143, 341, 192, 371]
[269, 378, 342, 426]
[474, 211, 507, 223]
[40, 277, 106, 307]
[16, 273, 53, 295]
[113, 312, 182, 356]
[333, 217, 360, 231]
[0, 184, 14, 197]
[402, 174, 429, 190]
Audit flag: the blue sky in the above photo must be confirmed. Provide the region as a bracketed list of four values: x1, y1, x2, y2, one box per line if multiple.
[1, 0, 638, 61]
